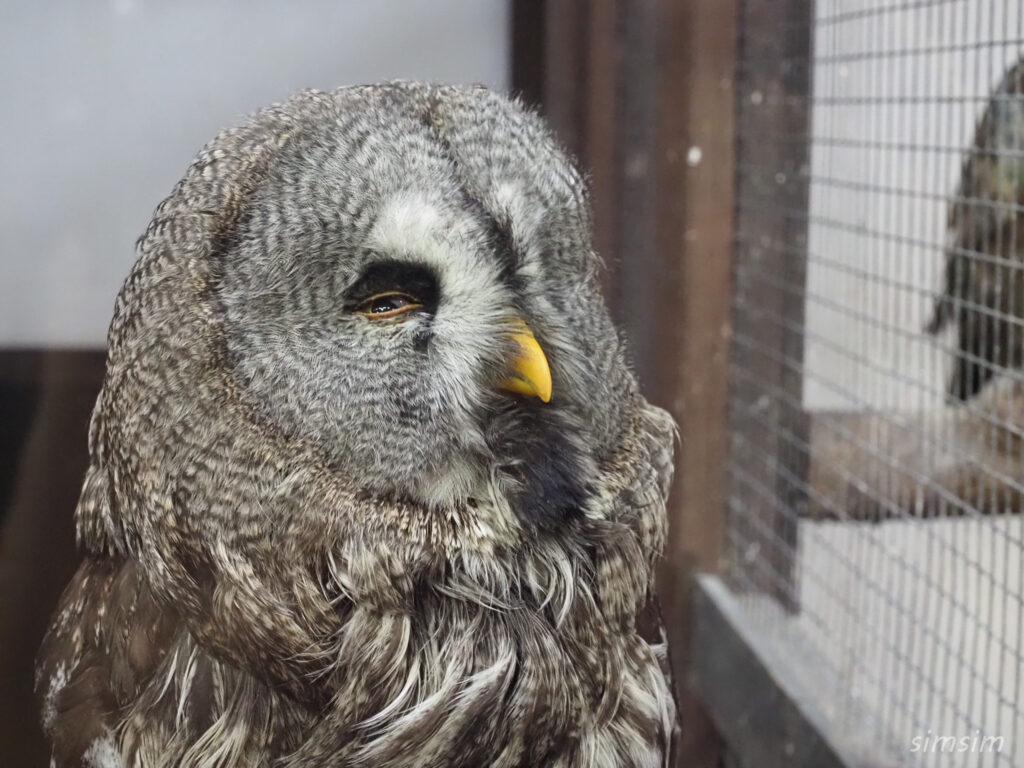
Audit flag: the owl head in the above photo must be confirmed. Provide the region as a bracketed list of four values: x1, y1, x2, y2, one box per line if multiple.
[203, 83, 635, 530]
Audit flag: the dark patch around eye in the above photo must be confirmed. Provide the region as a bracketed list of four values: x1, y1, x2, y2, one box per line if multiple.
[344, 260, 440, 315]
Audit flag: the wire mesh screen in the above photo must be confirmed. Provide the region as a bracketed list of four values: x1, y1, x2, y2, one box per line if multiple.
[726, 1, 1024, 765]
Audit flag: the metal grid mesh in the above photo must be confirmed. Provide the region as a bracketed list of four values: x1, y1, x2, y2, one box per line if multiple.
[726, 1, 1024, 765]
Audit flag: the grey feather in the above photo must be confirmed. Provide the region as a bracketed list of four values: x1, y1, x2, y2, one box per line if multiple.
[37, 83, 677, 768]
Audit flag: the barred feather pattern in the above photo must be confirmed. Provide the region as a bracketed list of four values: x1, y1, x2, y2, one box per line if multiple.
[36, 85, 678, 767]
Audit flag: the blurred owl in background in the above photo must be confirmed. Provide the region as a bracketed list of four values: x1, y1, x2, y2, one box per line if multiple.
[36, 84, 678, 767]
[928, 58, 1024, 400]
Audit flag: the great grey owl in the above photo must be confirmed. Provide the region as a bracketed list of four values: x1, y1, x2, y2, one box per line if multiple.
[37, 83, 678, 767]
[928, 58, 1024, 400]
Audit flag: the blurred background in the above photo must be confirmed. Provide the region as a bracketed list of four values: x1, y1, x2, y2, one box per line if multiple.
[5, 1, 1024, 767]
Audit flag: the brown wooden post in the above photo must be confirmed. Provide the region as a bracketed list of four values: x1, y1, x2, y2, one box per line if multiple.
[510, 0, 546, 110]
[512, 2, 739, 764]
[538, 0, 587, 155]
[648, 3, 737, 766]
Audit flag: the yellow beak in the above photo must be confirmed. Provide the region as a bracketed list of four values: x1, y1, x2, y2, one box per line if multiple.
[499, 321, 552, 403]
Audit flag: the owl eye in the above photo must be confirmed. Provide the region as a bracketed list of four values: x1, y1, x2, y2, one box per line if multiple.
[356, 292, 422, 319]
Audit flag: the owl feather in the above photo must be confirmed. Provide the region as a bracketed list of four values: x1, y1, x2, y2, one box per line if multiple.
[928, 58, 1024, 399]
[37, 84, 678, 768]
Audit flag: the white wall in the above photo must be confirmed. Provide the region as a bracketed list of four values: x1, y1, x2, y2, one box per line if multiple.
[0, 0, 509, 347]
